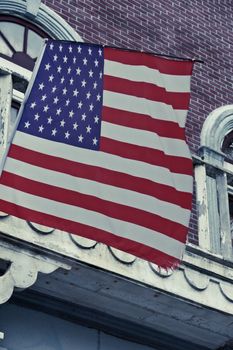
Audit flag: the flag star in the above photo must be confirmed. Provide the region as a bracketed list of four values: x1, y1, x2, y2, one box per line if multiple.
[67, 67, 72, 74]
[76, 67, 81, 75]
[89, 70, 94, 78]
[77, 45, 82, 53]
[52, 128, 57, 136]
[99, 72, 103, 79]
[45, 63, 51, 70]
[34, 113, 40, 121]
[86, 125, 91, 133]
[89, 103, 94, 111]
[53, 96, 59, 104]
[93, 81, 97, 89]
[53, 54, 58, 62]
[73, 122, 78, 130]
[83, 57, 87, 65]
[41, 94, 47, 101]
[30, 101, 36, 109]
[78, 134, 84, 142]
[63, 87, 67, 95]
[69, 45, 73, 53]
[70, 77, 74, 85]
[63, 56, 68, 63]
[94, 115, 99, 123]
[38, 82, 45, 90]
[94, 59, 99, 67]
[60, 119, 65, 127]
[93, 137, 98, 145]
[78, 101, 83, 109]
[57, 66, 62, 73]
[73, 56, 77, 63]
[24, 121, 30, 128]
[39, 125, 44, 133]
[43, 105, 49, 112]
[96, 94, 101, 101]
[86, 91, 91, 99]
[88, 47, 92, 55]
[47, 116, 53, 124]
[73, 89, 79, 97]
[98, 48, 102, 56]
[65, 99, 70, 106]
[69, 110, 74, 118]
[49, 74, 54, 82]
[65, 131, 70, 139]
[50, 43, 54, 50]
[59, 44, 63, 52]
[60, 76, 65, 83]
[56, 108, 62, 115]
[81, 80, 87, 87]
[52, 86, 57, 93]
[81, 113, 87, 121]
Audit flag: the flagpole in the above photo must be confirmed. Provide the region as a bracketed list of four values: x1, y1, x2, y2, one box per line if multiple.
[0, 39, 48, 175]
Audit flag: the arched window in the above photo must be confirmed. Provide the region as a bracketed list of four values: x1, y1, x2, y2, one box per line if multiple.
[196, 105, 233, 260]
[0, 15, 48, 71]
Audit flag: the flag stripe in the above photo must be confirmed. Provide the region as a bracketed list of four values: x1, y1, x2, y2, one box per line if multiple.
[101, 137, 193, 175]
[0, 185, 185, 258]
[102, 107, 186, 140]
[101, 121, 191, 158]
[0, 198, 180, 267]
[12, 132, 193, 193]
[104, 59, 191, 94]
[3, 157, 190, 226]
[104, 48, 193, 76]
[1, 171, 188, 241]
[103, 91, 187, 127]
[8, 144, 192, 209]
[104, 75, 190, 109]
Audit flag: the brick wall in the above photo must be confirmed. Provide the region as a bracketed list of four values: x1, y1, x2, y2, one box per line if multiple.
[42, 0, 233, 244]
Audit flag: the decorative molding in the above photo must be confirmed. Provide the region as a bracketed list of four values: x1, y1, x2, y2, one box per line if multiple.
[200, 104, 233, 151]
[70, 234, 97, 249]
[108, 246, 136, 264]
[0, 242, 70, 304]
[26, 0, 41, 18]
[0, 0, 82, 41]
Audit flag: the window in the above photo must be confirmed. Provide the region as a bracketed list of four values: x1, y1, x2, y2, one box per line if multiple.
[196, 105, 233, 259]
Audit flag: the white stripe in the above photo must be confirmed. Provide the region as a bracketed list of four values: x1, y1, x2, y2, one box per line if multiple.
[0, 184, 184, 259]
[5, 157, 191, 227]
[103, 91, 187, 128]
[101, 121, 191, 158]
[104, 60, 191, 93]
[13, 132, 193, 193]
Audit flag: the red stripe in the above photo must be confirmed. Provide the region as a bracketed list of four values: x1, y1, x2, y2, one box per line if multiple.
[9, 144, 192, 209]
[104, 47, 193, 75]
[100, 137, 193, 175]
[0, 198, 180, 267]
[104, 75, 190, 110]
[102, 107, 186, 140]
[1, 171, 188, 242]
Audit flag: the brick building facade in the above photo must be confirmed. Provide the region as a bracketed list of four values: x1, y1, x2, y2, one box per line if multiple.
[0, 1, 233, 349]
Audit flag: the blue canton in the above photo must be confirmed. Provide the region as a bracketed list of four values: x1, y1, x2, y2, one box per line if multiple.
[18, 40, 104, 150]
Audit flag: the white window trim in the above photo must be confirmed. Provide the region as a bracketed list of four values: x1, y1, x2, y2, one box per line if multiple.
[196, 105, 233, 260]
[0, 0, 83, 42]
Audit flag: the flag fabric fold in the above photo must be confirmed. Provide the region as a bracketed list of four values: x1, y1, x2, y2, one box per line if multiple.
[0, 40, 194, 268]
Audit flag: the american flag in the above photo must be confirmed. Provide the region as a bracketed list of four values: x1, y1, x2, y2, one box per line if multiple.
[0, 40, 193, 268]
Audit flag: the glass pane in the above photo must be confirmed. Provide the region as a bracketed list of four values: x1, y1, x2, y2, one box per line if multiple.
[27, 30, 44, 59]
[0, 22, 24, 52]
[12, 74, 28, 93]
[0, 36, 13, 56]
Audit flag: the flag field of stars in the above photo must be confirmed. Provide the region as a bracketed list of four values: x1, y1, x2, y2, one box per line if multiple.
[18, 40, 104, 151]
